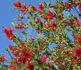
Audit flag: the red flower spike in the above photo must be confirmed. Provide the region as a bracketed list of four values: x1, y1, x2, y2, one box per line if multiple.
[2, 27, 14, 40]
[72, 59, 78, 65]
[0, 54, 5, 63]
[9, 65, 17, 70]
[18, 41, 25, 53]
[44, 11, 53, 19]
[48, 20, 56, 27]
[25, 63, 33, 70]
[15, 22, 26, 29]
[72, 46, 81, 59]
[16, 49, 32, 65]
[19, 5, 28, 14]
[19, 41, 24, 48]
[12, 49, 19, 56]
[9, 45, 13, 50]
[38, 3, 43, 11]
[13, 1, 21, 9]
[16, 56, 24, 65]
[40, 54, 47, 64]
[75, 21, 81, 27]
[19, 5, 27, 11]
[25, 50, 32, 61]
[74, 34, 81, 44]
[9, 45, 19, 56]
[78, 2, 81, 11]
[65, 2, 71, 9]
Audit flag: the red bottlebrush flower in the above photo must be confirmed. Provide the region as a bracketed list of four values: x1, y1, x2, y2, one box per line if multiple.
[15, 22, 26, 29]
[19, 5, 28, 14]
[19, 5, 27, 11]
[25, 63, 33, 70]
[40, 54, 47, 64]
[19, 41, 24, 48]
[75, 21, 81, 27]
[13, 1, 21, 9]
[16, 56, 24, 65]
[12, 49, 19, 56]
[72, 46, 81, 59]
[9, 45, 13, 50]
[47, 11, 53, 18]
[47, 20, 56, 30]
[44, 11, 53, 19]
[78, 2, 81, 11]
[48, 20, 56, 27]
[2, 27, 14, 40]
[38, 3, 43, 11]
[74, 34, 81, 43]
[9, 45, 19, 56]
[18, 41, 25, 53]
[22, 50, 32, 61]
[72, 58, 78, 65]
[0, 54, 5, 63]
[29, 36, 34, 41]
[9, 65, 17, 70]
[16, 49, 32, 65]
[65, 2, 71, 9]
[25, 50, 32, 61]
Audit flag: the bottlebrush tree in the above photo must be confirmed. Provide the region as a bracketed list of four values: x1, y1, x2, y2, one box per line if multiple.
[1, 0, 81, 70]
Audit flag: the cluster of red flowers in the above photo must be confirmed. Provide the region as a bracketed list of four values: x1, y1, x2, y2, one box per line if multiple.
[13, 1, 27, 14]
[43, 20, 56, 30]
[72, 46, 81, 59]
[43, 11, 54, 20]
[9, 65, 17, 70]
[8, 41, 33, 70]
[15, 22, 26, 29]
[0, 54, 5, 63]
[2, 27, 14, 40]
[74, 34, 81, 44]
[75, 21, 81, 27]
[40, 54, 47, 64]
[38, 3, 43, 12]
[71, 46, 81, 65]
[65, 2, 71, 9]
[2, 0, 81, 70]
[13, 1, 54, 20]
[78, 2, 81, 11]
[13, 1, 36, 14]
